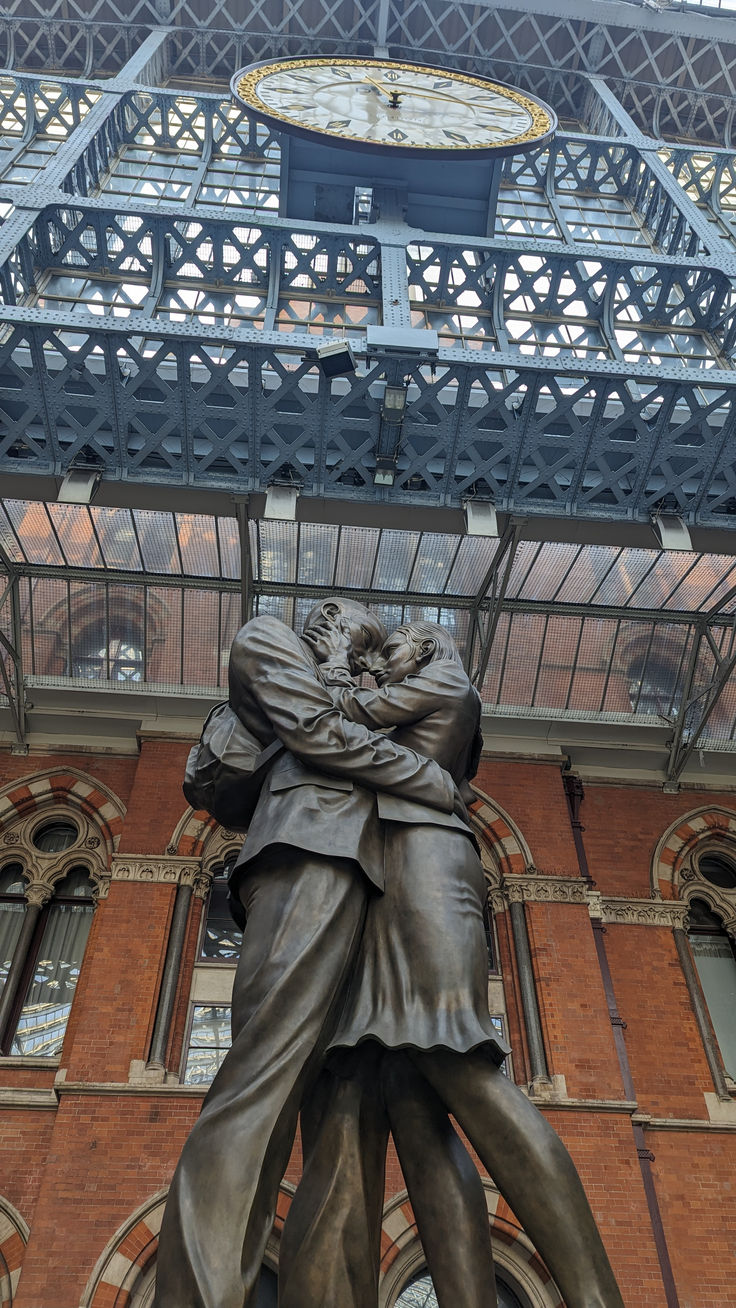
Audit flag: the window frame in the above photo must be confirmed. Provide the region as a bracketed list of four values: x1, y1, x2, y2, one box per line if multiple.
[0, 863, 96, 1057]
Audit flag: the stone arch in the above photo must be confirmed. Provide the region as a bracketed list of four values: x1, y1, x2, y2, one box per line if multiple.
[0, 1196, 29, 1308]
[167, 806, 218, 858]
[470, 785, 534, 880]
[378, 1180, 562, 1308]
[81, 1189, 166, 1308]
[0, 766, 126, 855]
[651, 805, 736, 900]
[82, 1186, 286, 1307]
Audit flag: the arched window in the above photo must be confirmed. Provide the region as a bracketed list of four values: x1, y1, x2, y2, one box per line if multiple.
[0, 863, 27, 997]
[71, 627, 143, 682]
[0, 865, 96, 1057]
[199, 858, 242, 962]
[395, 1268, 529, 1308]
[687, 895, 736, 1080]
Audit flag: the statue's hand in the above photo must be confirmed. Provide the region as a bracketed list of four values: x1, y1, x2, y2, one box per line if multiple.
[304, 617, 352, 661]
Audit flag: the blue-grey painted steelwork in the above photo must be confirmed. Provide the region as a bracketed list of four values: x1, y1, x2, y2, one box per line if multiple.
[1, 64, 736, 530]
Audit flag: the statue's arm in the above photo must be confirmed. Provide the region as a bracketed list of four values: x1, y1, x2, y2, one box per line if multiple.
[329, 677, 439, 731]
[228, 618, 455, 813]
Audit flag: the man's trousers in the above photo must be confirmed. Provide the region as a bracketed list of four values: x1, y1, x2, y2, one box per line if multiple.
[153, 846, 368, 1308]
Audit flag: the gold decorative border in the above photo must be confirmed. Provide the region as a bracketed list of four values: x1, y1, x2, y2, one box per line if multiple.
[234, 57, 554, 152]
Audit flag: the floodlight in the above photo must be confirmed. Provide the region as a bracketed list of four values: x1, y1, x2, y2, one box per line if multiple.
[315, 339, 357, 377]
[651, 513, 692, 552]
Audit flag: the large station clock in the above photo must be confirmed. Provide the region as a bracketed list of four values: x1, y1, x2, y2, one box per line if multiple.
[231, 57, 556, 159]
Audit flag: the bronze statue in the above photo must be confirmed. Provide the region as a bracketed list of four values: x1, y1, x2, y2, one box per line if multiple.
[278, 620, 625, 1308]
[153, 600, 466, 1308]
[154, 605, 624, 1308]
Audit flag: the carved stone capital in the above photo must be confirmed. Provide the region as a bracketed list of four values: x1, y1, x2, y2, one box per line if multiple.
[110, 855, 202, 888]
[599, 898, 690, 928]
[24, 880, 54, 908]
[502, 874, 589, 906]
[191, 871, 214, 900]
[487, 888, 508, 915]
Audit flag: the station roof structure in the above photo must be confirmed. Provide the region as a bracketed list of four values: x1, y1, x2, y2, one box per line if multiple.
[2, 0, 736, 788]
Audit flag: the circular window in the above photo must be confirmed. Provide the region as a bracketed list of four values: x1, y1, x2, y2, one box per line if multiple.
[699, 854, 736, 890]
[32, 821, 79, 853]
[396, 1271, 527, 1308]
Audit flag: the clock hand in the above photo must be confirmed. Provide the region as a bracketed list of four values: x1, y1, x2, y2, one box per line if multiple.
[362, 76, 402, 107]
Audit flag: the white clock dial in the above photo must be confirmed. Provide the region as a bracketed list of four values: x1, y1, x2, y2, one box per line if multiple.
[233, 58, 555, 157]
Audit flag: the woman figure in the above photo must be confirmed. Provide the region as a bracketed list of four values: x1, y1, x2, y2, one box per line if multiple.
[279, 621, 624, 1308]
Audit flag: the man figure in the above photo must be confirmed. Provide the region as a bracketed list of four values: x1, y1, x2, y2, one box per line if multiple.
[153, 598, 462, 1308]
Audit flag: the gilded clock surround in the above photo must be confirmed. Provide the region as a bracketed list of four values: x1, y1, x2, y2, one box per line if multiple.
[233, 57, 555, 153]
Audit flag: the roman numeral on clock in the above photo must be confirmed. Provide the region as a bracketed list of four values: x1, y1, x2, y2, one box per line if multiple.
[326, 119, 351, 130]
[387, 128, 408, 142]
[444, 130, 469, 143]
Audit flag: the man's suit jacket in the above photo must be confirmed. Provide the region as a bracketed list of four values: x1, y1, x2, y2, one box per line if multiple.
[227, 616, 456, 892]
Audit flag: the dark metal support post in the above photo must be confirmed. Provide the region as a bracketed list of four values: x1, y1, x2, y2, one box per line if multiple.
[673, 926, 731, 1101]
[508, 899, 549, 1085]
[235, 499, 254, 626]
[147, 882, 193, 1070]
[0, 548, 27, 747]
[0, 903, 42, 1047]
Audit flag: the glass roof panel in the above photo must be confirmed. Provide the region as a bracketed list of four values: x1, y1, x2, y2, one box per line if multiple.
[629, 551, 702, 611]
[5, 501, 64, 566]
[553, 546, 622, 606]
[588, 549, 659, 607]
[518, 542, 584, 602]
[177, 513, 221, 577]
[667, 554, 736, 612]
[373, 531, 421, 591]
[3, 498, 736, 621]
[217, 517, 242, 580]
[408, 534, 461, 595]
[567, 617, 621, 713]
[133, 510, 180, 574]
[0, 503, 28, 564]
[445, 535, 500, 597]
[89, 507, 143, 571]
[46, 503, 104, 569]
[334, 527, 380, 589]
[259, 520, 297, 584]
[297, 523, 339, 587]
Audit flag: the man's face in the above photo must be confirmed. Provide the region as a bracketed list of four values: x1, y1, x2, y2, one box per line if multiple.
[375, 632, 420, 686]
[304, 606, 385, 675]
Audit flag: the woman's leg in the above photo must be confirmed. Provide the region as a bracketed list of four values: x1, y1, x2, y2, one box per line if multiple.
[383, 1053, 498, 1308]
[279, 1047, 389, 1308]
[411, 1049, 625, 1308]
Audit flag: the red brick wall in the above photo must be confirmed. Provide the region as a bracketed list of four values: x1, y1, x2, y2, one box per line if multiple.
[1, 742, 735, 1306]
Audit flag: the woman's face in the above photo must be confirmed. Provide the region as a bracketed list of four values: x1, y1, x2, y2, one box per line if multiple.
[375, 632, 420, 686]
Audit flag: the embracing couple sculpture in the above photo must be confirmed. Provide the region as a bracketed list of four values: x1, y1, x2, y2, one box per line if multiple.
[153, 597, 624, 1308]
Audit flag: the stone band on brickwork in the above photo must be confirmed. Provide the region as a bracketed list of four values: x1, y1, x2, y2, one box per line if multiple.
[597, 898, 690, 928]
[488, 875, 691, 930]
[107, 856, 209, 898]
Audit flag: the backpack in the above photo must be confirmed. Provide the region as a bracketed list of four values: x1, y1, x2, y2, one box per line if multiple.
[183, 702, 282, 831]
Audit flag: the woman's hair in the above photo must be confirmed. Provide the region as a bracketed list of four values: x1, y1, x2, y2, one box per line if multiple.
[394, 620, 463, 665]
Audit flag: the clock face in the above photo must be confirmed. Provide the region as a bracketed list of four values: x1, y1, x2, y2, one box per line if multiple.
[232, 58, 555, 158]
